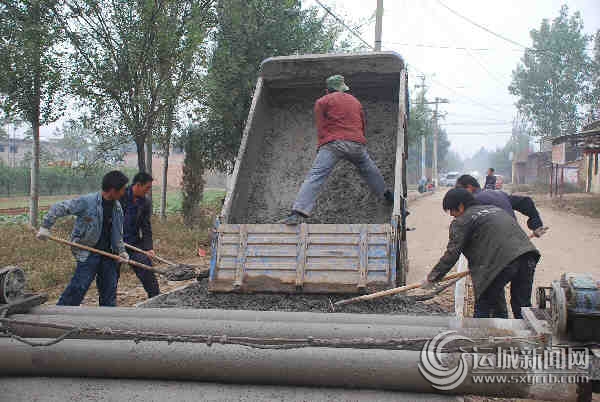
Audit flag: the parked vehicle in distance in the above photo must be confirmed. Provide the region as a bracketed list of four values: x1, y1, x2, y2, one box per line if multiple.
[444, 172, 460, 187]
[438, 173, 448, 187]
[495, 175, 504, 190]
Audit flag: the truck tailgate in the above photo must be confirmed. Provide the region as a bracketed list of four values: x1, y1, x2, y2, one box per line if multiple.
[209, 223, 396, 293]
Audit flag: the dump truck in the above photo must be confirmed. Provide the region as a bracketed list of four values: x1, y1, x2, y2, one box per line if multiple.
[209, 52, 409, 294]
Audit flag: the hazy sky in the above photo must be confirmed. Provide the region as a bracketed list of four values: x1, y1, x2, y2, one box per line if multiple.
[34, 0, 599, 158]
[309, 0, 600, 157]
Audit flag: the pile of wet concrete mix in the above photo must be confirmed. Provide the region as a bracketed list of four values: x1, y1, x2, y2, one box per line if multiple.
[141, 278, 450, 315]
[241, 87, 397, 224]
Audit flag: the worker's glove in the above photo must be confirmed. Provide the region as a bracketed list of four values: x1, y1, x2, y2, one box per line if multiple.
[119, 251, 130, 262]
[36, 227, 51, 241]
[532, 227, 549, 238]
[420, 277, 435, 290]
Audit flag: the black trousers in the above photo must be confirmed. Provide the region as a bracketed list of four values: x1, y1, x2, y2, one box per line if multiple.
[475, 252, 538, 319]
[126, 251, 160, 299]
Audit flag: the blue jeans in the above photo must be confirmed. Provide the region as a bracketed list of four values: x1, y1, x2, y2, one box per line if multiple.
[127, 251, 160, 299]
[57, 254, 119, 307]
[292, 140, 386, 216]
[475, 252, 537, 319]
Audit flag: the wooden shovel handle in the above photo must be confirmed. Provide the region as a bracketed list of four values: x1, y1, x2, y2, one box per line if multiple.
[124, 243, 175, 266]
[46, 235, 165, 275]
[334, 271, 469, 306]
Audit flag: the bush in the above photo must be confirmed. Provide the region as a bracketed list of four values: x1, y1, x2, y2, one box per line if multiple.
[0, 165, 137, 197]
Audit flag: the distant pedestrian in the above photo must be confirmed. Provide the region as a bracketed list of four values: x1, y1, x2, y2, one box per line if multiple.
[421, 188, 540, 319]
[484, 168, 496, 190]
[280, 74, 393, 225]
[36, 171, 129, 307]
[120, 172, 160, 299]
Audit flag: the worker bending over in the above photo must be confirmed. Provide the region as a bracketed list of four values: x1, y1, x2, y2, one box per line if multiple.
[37, 171, 129, 306]
[120, 172, 160, 299]
[455, 174, 548, 238]
[422, 188, 540, 319]
[281, 74, 393, 225]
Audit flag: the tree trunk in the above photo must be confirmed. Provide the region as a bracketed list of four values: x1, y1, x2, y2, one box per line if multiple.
[160, 139, 170, 222]
[135, 138, 146, 173]
[29, 0, 41, 228]
[29, 118, 40, 227]
[145, 136, 153, 203]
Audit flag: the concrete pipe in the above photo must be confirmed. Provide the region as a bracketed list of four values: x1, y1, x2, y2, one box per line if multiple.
[29, 306, 454, 327]
[8, 314, 455, 340]
[0, 338, 573, 400]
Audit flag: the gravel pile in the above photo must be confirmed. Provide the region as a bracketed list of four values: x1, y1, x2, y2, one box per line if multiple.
[141, 278, 450, 315]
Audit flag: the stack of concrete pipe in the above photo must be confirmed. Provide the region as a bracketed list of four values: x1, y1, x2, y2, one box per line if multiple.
[0, 306, 573, 400]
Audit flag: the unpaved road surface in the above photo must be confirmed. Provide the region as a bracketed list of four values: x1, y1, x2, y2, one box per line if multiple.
[406, 190, 600, 294]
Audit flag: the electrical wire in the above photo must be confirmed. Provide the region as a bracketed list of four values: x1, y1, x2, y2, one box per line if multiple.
[314, 0, 373, 50]
[435, 0, 528, 50]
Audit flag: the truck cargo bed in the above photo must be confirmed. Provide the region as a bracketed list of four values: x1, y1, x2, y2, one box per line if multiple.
[210, 52, 408, 293]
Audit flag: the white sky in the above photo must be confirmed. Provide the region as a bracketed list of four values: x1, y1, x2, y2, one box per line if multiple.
[309, 0, 600, 157]
[34, 0, 600, 158]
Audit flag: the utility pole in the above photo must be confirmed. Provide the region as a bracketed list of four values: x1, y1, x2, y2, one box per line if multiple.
[374, 0, 383, 51]
[414, 75, 427, 180]
[425, 97, 449, 187]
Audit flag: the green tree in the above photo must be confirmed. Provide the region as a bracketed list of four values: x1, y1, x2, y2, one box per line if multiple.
[0, 0, 64, 226]
[201, 0, 356, 170]
[58, 0, 214, 173]
[509, 5, 593, 138]
[592, 30, 600, 120]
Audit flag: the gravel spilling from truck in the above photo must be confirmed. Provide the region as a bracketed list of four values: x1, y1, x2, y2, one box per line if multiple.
[140, 279, 450, 315]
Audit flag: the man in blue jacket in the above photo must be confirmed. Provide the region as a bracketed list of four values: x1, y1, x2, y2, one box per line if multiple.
[36, 171, 129, 306]
[120, 172, 159, 298]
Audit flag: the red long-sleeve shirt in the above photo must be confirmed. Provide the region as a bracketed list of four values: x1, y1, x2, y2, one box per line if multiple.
[314, 92, 367, 148]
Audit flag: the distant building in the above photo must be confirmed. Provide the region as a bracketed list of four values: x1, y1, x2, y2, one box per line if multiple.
[551, 120, 600, 194]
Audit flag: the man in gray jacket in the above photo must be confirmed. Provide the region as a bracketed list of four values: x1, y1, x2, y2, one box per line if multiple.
[422, 188, 540, 319]
[37, 171, 129, 306]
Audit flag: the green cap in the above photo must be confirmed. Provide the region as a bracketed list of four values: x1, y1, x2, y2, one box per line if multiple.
[326, 74, 350, 92]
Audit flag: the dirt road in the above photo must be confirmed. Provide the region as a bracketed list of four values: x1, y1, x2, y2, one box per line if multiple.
[407, 190, 600, 304]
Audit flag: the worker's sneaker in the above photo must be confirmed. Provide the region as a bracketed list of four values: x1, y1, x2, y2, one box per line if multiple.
[384, 190, 394, 205]
[279, 211, 303, 225]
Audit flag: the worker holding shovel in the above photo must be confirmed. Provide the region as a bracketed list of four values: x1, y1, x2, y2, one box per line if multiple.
[421, 188, 540, 319]
[36, 171, 129, 307]
[119, 172, 159, 299]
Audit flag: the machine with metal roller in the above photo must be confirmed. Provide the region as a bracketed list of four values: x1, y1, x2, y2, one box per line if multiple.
[537, 272, 600, 342]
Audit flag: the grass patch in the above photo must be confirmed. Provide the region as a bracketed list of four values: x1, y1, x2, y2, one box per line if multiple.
[151, 188, 226, 214]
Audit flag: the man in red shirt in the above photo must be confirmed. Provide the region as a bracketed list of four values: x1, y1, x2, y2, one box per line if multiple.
[281, 75, 393, 225]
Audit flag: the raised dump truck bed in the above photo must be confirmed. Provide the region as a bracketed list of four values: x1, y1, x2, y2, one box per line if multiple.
[209, 52, 408, 293]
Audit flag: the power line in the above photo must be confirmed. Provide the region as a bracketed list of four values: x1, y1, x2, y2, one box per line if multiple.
[314, 0, 373, 50]
[435, 0, 528, 49]
[441, 122, 513, 126]
[424, 0, 507, 89]
[384, 41, 596, 53]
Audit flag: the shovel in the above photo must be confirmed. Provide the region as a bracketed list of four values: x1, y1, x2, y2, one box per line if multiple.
[43, 234, 196, 281]
[334, 271, 469, 307]
[124, 243, 208, 280]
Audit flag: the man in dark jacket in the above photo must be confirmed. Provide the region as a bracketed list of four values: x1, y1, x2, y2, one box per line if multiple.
[422, 188, 540, 319]
[455, 174, 548, 238]
[280, 74, 393, 225]
[454, 174, 548, 318]
[120, 172, 159, 298]
[484, 168, 497, 190]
